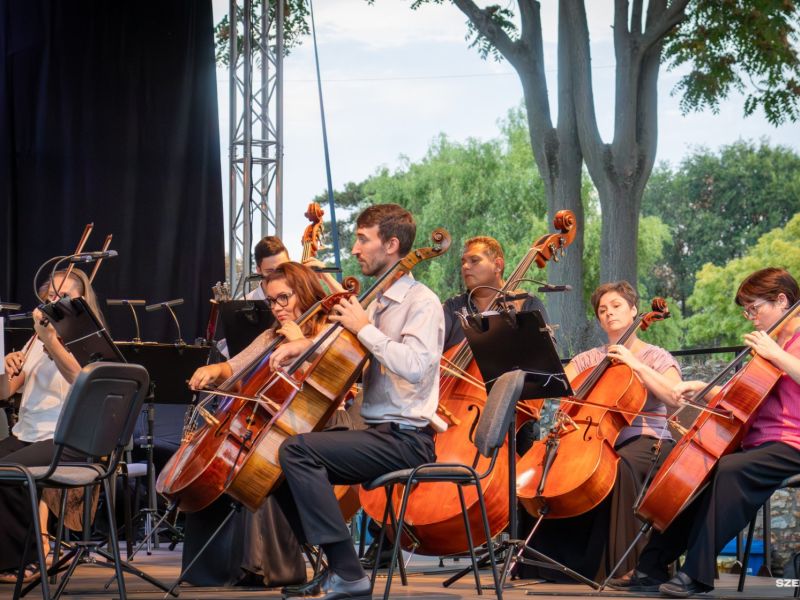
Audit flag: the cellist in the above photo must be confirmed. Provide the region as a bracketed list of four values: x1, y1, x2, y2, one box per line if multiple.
[520, 281, 681, 582]
[614, 267, 800, 597]
[267, 204, 444, 600]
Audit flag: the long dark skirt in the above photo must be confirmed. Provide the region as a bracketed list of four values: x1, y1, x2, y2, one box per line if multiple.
[516, 435, 675, 583]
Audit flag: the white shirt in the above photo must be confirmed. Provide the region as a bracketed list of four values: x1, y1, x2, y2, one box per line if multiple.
[357, 274, 444, 428]
[245, 285, 266, 301]
[13, 339, 70, 442]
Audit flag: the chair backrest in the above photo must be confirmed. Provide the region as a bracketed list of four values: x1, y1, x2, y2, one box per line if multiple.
[54, 362, 150, 461]
[474, 369, 526, 458]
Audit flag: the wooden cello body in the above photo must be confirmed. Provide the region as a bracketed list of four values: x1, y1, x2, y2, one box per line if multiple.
[359, 211, 577, 555]
[517, 299, 670, 519]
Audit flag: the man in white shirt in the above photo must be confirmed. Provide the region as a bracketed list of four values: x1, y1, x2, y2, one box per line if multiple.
[269, 204, 444, 600]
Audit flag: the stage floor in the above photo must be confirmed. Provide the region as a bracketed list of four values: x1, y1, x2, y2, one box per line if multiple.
[0, 545, 794, 599]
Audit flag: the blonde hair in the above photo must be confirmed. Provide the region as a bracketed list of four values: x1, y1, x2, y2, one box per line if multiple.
[48, 269, 108, 330]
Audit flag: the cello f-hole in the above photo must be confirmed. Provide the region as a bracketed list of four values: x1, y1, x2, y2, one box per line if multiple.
[467, 405, 482, 444]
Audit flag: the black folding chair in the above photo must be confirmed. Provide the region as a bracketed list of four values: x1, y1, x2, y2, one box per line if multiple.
[362, 369, 527, 600]
[0, 363, 149, 600]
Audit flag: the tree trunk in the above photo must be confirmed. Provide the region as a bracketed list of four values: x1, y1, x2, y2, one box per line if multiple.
[597, 180, 640, 286]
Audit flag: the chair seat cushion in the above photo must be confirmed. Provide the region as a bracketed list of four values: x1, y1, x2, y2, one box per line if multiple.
[363, 464, 475, 490]
[28, 464, 104, 486]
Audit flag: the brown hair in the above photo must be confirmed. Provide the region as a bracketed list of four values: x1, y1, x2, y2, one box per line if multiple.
[463, 236, 505, 276]
[735, 267, 799, 307]
[254, 236, 288, 264]
[263, 262, 328, 335]
[590, 281, 639, 318]
[355, 204, 416, 256]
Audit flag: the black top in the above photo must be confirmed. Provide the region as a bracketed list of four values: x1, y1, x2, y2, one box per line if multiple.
[442, 290, 549, 352]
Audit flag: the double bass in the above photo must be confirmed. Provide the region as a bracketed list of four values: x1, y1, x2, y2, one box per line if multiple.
[517, 298, 671, 519]
[636, 298, 800, 532]
[359, 210, 577, 556]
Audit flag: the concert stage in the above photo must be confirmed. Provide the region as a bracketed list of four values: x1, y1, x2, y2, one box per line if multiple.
[0, 545, 792, 599]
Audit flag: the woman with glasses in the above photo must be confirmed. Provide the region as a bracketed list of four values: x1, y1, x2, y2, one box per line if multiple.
[189, 261, 329, 389]
[185, 261, 341, 589]
[614, 267, 800, 597]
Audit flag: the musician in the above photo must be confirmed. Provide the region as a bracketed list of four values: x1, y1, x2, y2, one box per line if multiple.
[245, 236, 290, 300]
[521, 280, 681, 582]
[186, 261, 332, 587]
[442, 235, 549, 441]
[0, 269, 105, 579]
[267, 203, 443, 600]
[617, 267, 800, 597]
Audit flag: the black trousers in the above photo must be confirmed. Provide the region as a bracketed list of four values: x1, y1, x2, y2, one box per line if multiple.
[275, 423, 436, 546]
[0, 435, 84, 570]
[638, 441, 800, 589]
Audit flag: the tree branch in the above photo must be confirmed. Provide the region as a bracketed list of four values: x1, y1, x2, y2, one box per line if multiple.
[452, 0, 523, 67]
[640, 0, 689, 54]
[631, 0, 644, 37]
[562, 1, 606, 180]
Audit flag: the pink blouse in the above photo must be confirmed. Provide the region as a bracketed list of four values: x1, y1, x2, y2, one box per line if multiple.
[741, 331, 800, 452]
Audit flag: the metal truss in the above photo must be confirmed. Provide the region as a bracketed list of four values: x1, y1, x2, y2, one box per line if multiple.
[227, 0, 284, 297]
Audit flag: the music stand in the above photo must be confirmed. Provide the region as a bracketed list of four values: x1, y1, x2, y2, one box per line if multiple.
[442, 309, 579, 590]
[42, 297, 125, 365]
[217, 300, 274, 357]
[115, 342, 211, 556]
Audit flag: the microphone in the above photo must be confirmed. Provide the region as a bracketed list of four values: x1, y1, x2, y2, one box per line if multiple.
[502, 292, 530, 301]
[145, 299, 185, 345]
[244, 273, 264, 282]
[107, 299, 146, 306]
[68, 250, 118, 263]
[537, 284, 572, 293]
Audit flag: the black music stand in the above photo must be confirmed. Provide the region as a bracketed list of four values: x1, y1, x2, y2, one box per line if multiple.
[115, 342, 211, 556]
[441, 309, 579, 590]
[42, 297, 125, 364]
[217, 300, 274, 357]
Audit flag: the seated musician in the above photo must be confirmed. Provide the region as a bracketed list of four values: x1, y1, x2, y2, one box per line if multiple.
[442, 235, 548, 446]
[616, 267, 800, 597]
[186, 262, 336, 588]
[0, 269, 106, 581]
[266, 203, 443, 600]
[520, 281, 681, 582]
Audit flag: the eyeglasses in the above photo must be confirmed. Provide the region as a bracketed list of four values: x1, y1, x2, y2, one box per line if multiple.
[742, 299, 769, 320]
[264, 291, 294, 308]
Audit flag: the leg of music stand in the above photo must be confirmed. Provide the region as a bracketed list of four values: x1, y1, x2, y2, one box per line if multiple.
[596, 523, 651, 592]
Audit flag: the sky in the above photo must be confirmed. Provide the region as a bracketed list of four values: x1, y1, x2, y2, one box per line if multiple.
[211, 0, 800, 261]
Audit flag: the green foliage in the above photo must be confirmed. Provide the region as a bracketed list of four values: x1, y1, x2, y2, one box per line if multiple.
[664, 0, 800, 125]
[684, 213, 800, 346]
[642, 140, 800, 306]
[214, 0, 310, 66]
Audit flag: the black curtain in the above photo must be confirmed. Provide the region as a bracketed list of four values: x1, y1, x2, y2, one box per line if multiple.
[1, 0, 224, 343]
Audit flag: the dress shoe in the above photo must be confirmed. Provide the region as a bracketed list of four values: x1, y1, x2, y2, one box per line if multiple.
[284, 571, 372, 600]
[281, 569, 327, 598]
[606, 569, 665, 592]
[658, 571, 712, 598]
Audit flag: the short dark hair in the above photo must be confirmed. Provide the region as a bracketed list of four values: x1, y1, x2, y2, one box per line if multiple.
[590, 281, 639, 318]
[254, 236, 288, 264]
[735, 267, 799, 307]
[356, 204, 416, 256]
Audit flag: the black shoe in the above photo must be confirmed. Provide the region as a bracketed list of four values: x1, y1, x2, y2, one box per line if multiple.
[281, 570, 327, 598]
[607, 570, 665, 592]
[285, 572, 372, 600]
[658, 571, 712, 598]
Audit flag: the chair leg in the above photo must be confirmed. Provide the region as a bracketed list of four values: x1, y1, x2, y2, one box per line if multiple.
[475, 480, 503, 600]
[370, 487, 393, 594]
[738, 516, 757, 592]
[385, 494, 409, 586]
[102, 478, 127, 600]
[120, 471, 134, 559]
[383, 482, 414, 600]
[456, 484, 482, 595]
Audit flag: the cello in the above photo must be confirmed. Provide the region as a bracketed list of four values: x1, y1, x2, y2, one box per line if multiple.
[636, 298, 800, 532]
[358, 210, 577, 556]
[516, 298, 671, 520]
